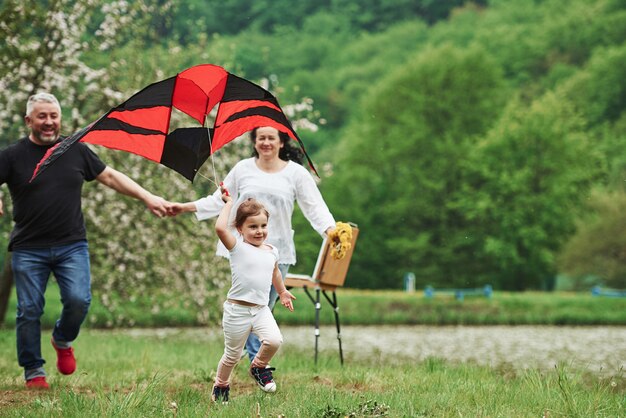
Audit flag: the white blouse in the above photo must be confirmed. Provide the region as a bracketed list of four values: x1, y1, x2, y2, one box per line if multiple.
[194, 158, 335, 264]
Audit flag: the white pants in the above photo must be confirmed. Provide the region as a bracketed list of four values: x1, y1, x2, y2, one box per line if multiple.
[215, 301, 283, 387]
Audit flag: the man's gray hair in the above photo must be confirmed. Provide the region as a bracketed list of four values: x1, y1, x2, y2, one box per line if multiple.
[26, 92, 61, 116]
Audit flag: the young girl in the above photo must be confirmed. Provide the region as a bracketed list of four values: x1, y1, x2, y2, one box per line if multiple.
[211, 188, 296, 403]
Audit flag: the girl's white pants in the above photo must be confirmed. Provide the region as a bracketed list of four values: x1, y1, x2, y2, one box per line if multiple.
[215, 301, 283, 386]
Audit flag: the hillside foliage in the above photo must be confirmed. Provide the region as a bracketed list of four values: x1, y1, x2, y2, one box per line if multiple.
[0, 0, 625, 319]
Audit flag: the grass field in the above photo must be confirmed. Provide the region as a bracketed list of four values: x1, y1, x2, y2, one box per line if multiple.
[1, 287, 625, 416]
[0, 328, 624, 417]
[4, 286, 626, 329]
[274, 288, 626, 326]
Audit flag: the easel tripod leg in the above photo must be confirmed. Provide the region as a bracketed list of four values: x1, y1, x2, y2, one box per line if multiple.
[333, 291, 344, 365]
[314, 288, 321, 364]
[323, 290, 344, 366]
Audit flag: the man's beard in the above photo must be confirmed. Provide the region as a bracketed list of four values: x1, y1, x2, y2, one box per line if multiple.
[35, 129, 59, 144]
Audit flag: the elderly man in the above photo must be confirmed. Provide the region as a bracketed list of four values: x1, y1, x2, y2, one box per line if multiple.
[0, 92, 169, 389]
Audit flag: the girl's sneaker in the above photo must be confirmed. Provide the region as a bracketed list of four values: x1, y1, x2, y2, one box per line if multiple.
[211, 385, 230, 404]
[249, 366, 276, 392]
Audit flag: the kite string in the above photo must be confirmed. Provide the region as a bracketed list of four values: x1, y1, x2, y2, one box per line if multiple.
[204, 114, 220, 189]
[195, 171, 217, 186]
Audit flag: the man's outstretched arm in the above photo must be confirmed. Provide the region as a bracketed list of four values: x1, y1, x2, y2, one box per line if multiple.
[96, 166, 168, 217]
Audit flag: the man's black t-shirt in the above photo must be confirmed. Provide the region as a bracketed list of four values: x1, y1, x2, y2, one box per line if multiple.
[0, 137, 106, 250]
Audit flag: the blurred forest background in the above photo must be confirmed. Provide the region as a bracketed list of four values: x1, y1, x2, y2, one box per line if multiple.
[0, 0, 625, 324]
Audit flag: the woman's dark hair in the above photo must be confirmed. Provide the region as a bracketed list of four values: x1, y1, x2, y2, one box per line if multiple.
[233, 198, 269, 229]
[250, 127, 303, 165]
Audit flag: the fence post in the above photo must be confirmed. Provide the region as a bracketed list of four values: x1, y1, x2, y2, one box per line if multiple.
[404, 272, 416, 293]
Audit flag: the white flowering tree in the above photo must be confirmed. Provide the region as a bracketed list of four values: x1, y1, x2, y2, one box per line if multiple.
[0, 0, 233, 326]
[0, 0, 323, 326]
[82, 145, 250, 327]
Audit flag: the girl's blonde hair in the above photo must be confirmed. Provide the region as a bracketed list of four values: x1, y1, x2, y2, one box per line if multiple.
[233, 198, 269, 228]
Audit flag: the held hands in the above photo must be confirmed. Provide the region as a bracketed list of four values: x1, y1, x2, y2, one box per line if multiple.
[163, 183, 229, 217]
[146, 196, 197, 218]
[166, 202, 190, 216]
[145, 194, 169, 218]
[278, 289, 296, 312]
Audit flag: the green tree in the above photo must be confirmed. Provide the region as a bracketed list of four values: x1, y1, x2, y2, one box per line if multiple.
[466, 92, 600, 290]
[595, 112, 626, 192]
[559, 44, 626, 194]
[553, 45, 626, 289]
[540, 0, 626, 67]
[0, 0, 231, 325]
[557, 190, 626, 289]
[167, 0, 482, 44]
[560, 45, 626, 128]
[321, 43, 506, 288]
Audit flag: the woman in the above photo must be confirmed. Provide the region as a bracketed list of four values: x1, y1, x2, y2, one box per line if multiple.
[169, 126, 335, 362]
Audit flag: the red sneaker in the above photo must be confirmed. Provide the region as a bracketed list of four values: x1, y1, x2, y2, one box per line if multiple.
[51, 338, 76, 375]
[26, 376, 49, 389]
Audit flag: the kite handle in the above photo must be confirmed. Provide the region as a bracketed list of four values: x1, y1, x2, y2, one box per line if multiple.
[219, 182, 230, 196]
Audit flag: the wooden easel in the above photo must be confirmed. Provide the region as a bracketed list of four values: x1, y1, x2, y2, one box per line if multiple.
[284, 223, 359, 365]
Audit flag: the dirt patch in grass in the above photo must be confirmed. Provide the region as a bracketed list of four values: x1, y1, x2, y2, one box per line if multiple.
[0, 389, 48, 408]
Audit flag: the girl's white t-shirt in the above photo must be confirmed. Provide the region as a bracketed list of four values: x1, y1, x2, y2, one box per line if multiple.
[227, 239, 279, 305]
[194, 158, 335, 265]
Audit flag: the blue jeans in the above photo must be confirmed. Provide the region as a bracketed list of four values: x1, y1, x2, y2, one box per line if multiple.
[12, 240, 91, 379]
[245, 264, 289, 362]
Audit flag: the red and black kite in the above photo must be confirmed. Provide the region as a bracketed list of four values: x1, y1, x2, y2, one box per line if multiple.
[31, 64, 317, 182]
